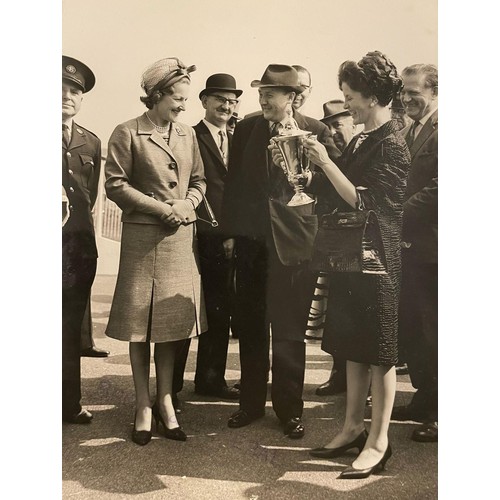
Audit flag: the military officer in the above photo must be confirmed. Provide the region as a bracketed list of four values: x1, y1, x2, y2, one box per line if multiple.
[62, 55, 102, 423]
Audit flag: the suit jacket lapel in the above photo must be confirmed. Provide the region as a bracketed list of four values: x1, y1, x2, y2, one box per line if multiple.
[410, 110, 438, 157]
[68, 122, 86, 150]
[137, 113, 178, 162]
[196, 121, 226, 169]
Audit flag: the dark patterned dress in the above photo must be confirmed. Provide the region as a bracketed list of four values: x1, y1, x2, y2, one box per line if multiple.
[320, 120, 411, 366]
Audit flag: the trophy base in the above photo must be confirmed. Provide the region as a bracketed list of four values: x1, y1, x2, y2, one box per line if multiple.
[287, 193, 315, 207]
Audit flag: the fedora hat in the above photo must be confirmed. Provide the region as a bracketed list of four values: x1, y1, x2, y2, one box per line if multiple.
[199, 73, 242, 99]
[62, 55, 95, 93]
[320, 100, 351, 122]
[251, 64, 305, 94]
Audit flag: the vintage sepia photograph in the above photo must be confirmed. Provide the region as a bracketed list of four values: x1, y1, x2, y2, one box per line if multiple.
[59, 0, 442, 498]
[7, 0, 497, 498]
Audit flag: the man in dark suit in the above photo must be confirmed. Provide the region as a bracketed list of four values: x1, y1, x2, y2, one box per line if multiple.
[392, 64, 438, 443]
[192, 74, 243, 400]
[62, 56, 101, 423]
[222, 64, 339, 438]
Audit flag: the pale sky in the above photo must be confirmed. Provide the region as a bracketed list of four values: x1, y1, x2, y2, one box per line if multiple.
[63, 0, 437, 145]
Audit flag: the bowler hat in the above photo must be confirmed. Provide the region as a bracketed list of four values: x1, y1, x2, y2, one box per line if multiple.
[251, 64, 305, 94]
[320, 100, 351, 122]
[199, 73, 242, 99]
[62, 56, 95, 93]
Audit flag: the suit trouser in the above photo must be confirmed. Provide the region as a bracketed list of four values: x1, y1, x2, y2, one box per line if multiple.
[399, 256, 438, 420]
[62, 256, 96, 418]
[194, 234, 233, 390]
[236, 237, 312, 421]
[80, 297, 93, 351]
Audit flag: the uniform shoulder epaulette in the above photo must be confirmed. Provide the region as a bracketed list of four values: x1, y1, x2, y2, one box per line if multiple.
[74, 122, 100, 141]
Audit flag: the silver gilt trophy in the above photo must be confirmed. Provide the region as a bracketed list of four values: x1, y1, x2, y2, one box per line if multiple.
[272, 112, 315, 206]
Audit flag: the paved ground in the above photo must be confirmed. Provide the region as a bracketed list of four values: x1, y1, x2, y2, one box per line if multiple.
[62, 274, 438, 499]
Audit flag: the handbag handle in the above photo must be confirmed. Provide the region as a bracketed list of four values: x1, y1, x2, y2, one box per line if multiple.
[196, 192, 219, 227]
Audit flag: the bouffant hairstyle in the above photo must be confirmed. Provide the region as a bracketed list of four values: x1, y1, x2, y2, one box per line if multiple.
[140, 76, 190, 110]
[338, 51, 402, 107]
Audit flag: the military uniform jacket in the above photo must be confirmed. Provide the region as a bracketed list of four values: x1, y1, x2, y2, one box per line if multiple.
[62, 121, 101, 260]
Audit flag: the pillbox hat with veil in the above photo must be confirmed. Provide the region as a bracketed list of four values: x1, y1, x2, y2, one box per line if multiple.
[141, 57, 196, 96]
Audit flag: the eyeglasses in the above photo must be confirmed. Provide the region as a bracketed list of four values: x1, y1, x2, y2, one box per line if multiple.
[210, 94, 239, 106]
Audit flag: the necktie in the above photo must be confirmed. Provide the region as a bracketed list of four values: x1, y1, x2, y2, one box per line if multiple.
[406, 120, 420, 148]
[270, 122, 282, 138]
[62, 124, 70, 147]
[218, 130, 227, 163]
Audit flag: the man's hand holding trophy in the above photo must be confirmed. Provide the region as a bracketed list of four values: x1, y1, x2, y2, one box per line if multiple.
[268, 107, 317, 206]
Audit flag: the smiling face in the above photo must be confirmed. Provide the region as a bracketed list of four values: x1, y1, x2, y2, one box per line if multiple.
[202, 91, 238, 128]
[62, 80, 83, 121]
[325, 113, 356, 151]
[400, 72, 438, 122]
[340, 82, 374, 126]
[154, 80, 191, 124]
[259, 88, 295, 122]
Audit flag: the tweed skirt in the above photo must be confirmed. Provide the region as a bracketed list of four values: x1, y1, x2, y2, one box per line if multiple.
[106, 222, 207, 343]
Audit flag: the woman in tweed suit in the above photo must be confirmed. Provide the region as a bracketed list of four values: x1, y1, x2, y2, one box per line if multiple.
[105, 58, 207, 445]
[272, 51, 410, 478]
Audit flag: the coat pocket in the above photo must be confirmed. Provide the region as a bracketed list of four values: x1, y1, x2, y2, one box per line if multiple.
[79, 154, 95, 189]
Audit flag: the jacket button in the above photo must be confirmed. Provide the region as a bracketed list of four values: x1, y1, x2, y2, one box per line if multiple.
[168, 181, 177, 188]
[169, 162, 177, 169]
[68, 169, 74, 175]
[69, 187, 75, 193]
[66, 152, 71, 158]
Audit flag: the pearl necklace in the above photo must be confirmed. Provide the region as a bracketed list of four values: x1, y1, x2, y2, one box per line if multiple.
[146, 112, 170, 133]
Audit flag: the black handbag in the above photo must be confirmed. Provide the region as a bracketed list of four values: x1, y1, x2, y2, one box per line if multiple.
[196, 193, 218, 227]
[310, 209, 387, 274]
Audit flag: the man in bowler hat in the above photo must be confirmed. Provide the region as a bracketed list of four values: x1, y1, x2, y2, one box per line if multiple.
[62, 55, 101, 423]
[193, 73, 243, 399]
[222, 64, 339, 438]
[173, 74, 243, 401]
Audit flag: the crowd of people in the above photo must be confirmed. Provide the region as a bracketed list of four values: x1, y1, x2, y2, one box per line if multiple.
[62, 50, 438, 479]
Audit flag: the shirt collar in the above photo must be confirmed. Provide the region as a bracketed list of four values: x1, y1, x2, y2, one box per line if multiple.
[417, 107, 437, 128]
[203, 118, 226, 136]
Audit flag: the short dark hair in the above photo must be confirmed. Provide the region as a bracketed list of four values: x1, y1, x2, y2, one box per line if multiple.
[402, 64, 438, 89]
[338, 51, 402, 107]
[140, 75, 190, 109]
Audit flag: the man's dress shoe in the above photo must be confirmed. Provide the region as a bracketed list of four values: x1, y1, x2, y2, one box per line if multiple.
[195, 385, 240, 400]
[63, 408, 93, 424]
[315, 378, 347, 396]
[282, 417, 305, 439]
[81, 346, 110, 358]
[228, 409, 264, 428]
[411, 422, 438, 442]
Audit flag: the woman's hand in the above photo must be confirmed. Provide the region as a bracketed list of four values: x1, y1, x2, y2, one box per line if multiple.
[163, 199, 194, 226]
[303, 138, 331, 170]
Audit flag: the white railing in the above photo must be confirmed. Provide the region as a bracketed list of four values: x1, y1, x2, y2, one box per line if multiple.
[94, 153, 122, 242]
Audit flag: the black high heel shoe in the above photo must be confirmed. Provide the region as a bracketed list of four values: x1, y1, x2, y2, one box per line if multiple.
[131, 411, 152, 446]
[309, 429, 368, 458]
[152, 403, 187, 442]
[339, 444, 392, 479]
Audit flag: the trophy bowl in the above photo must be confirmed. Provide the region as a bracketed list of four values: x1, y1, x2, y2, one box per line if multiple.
[272, 129, 315, 206]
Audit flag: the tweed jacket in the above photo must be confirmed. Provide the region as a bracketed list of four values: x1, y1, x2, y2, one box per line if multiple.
[62, 121, 101, 261]
[222, 111, 338, 265]
[401, 110, 438, 263]
[193, 120, 232, 236]
[105, 113, 205, 224]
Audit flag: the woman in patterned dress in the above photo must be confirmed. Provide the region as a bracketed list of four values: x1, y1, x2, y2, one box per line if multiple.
[286, 51, 410, 478]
